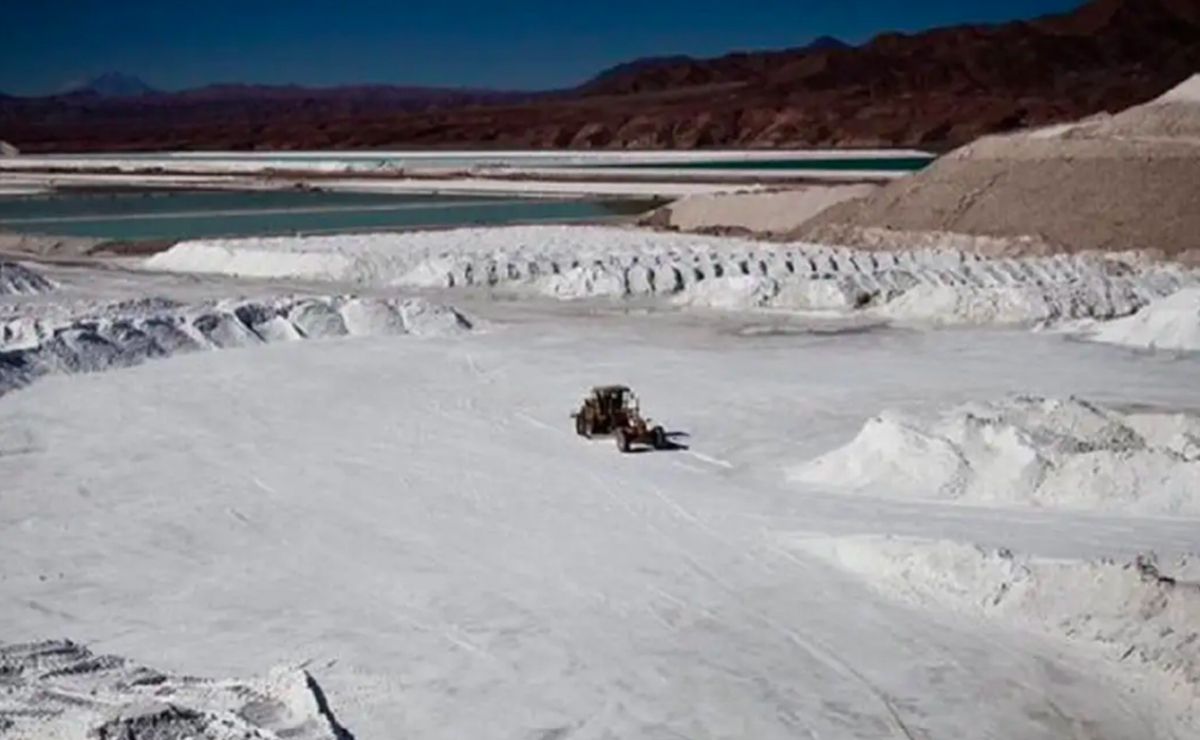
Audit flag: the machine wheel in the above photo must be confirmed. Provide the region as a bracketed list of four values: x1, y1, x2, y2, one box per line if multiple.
[615, 428, 631, 453]
[575, 414, 586, 436]
[651, 426, 666, 449]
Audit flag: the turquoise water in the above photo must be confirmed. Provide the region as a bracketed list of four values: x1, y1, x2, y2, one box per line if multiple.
[0, 190, 654, 241]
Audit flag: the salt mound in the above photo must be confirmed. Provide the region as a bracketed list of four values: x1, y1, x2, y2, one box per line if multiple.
[792, 536, 1200, 731]
[867, 280, 1145, 326]
[142, 236, 404, 283]
[673, 275, 875, 312]
[673, 275, 781, 310]
[0, 261, 55, 295]
[790, 396, 1200, 515]
[396, 297, 476, 335]
[1086, 287, 1200, 351]
[794, 74, 1200, 262]
[0, 638, 352, 740]
[533, 263, 627, 299]
[0, 294, 473, 396]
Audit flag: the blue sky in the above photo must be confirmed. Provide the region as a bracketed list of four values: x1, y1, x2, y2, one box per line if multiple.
[2, 0, 1082, 96]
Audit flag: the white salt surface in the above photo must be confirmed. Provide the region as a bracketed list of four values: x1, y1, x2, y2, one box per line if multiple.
[143, 225, 1199, 325]
[1086, 287, 1200, 352]
[7, 257, 1200, 738]
[791, 396, 1200, 516]
[789, 536, 1200, 734]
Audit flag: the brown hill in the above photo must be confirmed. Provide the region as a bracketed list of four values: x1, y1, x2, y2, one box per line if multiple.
[2, 0, 1198, 152]
[576, 36, 849, 96]
[792, 74, 1200, 264]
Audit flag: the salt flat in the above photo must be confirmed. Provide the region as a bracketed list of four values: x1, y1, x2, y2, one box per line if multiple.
[3, 223, 1200, 738]
[0, 148, 934, 174]
[0, 147, 924, 201]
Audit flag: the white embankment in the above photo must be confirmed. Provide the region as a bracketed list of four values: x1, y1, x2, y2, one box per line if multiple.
[0, 638, 353, 740]
[142, 225, 1200, 325]
[0, 262, 56, 295]
[0, 294, 473, 396]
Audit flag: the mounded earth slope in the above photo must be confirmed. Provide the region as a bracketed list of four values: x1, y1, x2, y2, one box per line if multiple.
[643, 185, 880, 237]
[793, 74, 1200, 264]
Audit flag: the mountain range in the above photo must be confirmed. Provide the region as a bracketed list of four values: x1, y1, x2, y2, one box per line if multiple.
[59, 72, 158, 99]
[2, 0, 1198, 152]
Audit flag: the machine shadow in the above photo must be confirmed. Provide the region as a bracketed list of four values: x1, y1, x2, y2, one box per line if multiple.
[626, 430, 691, 453]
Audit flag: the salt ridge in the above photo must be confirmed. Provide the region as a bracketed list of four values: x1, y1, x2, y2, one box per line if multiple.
[0, 638, 352, 740]
[142, 225, 1200, 325]
[0, 294, 473, 396]
[790, 395, 1200, 516]
[0, 261, 56, 295]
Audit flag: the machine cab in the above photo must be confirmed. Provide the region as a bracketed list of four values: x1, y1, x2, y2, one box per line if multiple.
[592, 385, 636, 415]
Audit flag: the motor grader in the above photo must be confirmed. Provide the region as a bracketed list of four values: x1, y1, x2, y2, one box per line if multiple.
[572, 385, 668, 453]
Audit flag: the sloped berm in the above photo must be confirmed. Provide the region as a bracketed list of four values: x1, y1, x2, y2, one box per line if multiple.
[0, 638, 354, 739]
[144, 225, 1200, 325]
[0, 261, 56, 295]
[0, 294, 474, 396]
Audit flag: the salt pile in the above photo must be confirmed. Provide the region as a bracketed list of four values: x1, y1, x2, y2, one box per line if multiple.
[1086, 287, 1200, 352]
[0, 261, 55, 295]
[794, 74, 1200, 263]
[672, 275, 881, 312]
[790, 396, 1200, 515]
[791, 536, 1200, 730]
[0, 638, 352, 740]
[0, 294, 473, 396]
[143, 235, 407, 283]
[144, 225, 1198, 325]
